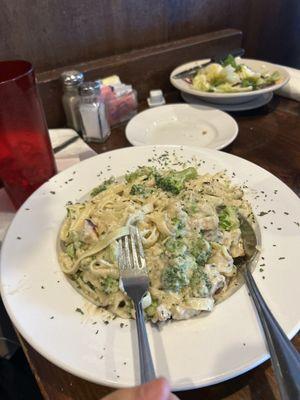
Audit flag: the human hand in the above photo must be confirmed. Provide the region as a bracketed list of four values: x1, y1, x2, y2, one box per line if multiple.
[102, 378, 180, 400]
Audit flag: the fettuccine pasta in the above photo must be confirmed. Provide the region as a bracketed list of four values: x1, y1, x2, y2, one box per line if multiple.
[58, 166, 253, 322]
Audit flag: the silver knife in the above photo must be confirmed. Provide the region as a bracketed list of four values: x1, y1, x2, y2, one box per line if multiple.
[53, 135, 80, 154]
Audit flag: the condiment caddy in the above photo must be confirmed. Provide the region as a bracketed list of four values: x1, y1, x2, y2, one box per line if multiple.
[60, 71, 138, 143]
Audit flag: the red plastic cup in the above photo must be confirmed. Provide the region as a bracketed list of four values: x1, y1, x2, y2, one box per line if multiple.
[0, 60, 57, 208]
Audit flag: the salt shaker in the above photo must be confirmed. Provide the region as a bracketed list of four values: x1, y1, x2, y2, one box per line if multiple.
[61, 70, 84, 132]
[79, 81, 111, 143]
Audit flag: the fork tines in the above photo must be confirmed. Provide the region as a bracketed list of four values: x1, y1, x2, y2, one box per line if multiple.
[118, 226, 147, 273]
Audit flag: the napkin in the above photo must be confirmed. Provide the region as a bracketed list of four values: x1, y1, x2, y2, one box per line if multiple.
[49, 128, 96, 160]
[276, 65, 300, 102]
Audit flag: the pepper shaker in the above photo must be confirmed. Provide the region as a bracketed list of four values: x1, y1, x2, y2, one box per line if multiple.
[79, 81, 111, 143]
[61, 70, 84, 132]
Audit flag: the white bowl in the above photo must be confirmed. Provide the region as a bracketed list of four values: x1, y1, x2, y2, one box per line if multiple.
[1, 145, 300, 390]
[170, 58, 290, 105]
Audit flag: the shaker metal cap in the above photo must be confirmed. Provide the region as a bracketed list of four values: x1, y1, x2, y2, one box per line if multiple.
[79, 81, 100, 96]
[61, 70, 84, 86]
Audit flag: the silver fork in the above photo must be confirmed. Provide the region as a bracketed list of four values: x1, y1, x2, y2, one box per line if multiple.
[239, 215, 300, 400]
[117, 226, 156, 384]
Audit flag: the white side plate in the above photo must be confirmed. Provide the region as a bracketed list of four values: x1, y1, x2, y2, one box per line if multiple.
[126, 104, 238, 150]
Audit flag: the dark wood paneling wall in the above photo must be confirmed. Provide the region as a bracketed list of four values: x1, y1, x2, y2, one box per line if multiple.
[1, 0, 299, 128]
[1, 0, 300, 72]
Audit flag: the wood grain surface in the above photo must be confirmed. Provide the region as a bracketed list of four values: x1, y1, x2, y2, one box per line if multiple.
[18, 94, 300, 400]
[20, 335, 300, 400]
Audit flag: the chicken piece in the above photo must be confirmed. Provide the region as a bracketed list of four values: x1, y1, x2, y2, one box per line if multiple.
[156, 304, 172, 322]
[222, 228, 245, 258]
[204, 264, 226, 296]
[208, 244, 235, 277]
[189, 214, 219, 232]
[172, 297, 214, 320]
[81, 219, 98, 243]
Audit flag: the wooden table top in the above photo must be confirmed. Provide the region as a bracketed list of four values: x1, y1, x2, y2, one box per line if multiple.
[19, 93, 300, 400]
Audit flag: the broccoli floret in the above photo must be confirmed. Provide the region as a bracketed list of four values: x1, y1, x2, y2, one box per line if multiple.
[164, 237, 187, 257]
[130, 184, 153, 197]
[154, 167, 197, 195]
[218, 206, 239, 231]
[101, 277, 119, 294]
[172, 217, 186, 237]
[162, 256, 196, 292]
[190, 237, 211, 265]
[162, 265, 189, 292]
[90, 177, 114, 197]
[145, 299, 158, 318]
[190, 267, 212, 297]
[125, 166, 154, 183]
[130, 184, 146, 196]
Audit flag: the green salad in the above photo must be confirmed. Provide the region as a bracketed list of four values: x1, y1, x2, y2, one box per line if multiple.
[192, 55, 280, 93]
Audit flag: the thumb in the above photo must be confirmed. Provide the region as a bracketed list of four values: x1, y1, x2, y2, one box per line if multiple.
[102, 378, 171, 400]
[169, 394, 181, 400]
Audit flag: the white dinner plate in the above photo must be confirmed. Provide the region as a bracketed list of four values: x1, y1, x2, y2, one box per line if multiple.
[181, 92, 273, 112]
[126, 104, 238, 150]
[1, 146, 300, 390]
[170, 58, 289, 105]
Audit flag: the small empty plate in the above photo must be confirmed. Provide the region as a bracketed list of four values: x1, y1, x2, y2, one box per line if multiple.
[126, 103, 238, 150]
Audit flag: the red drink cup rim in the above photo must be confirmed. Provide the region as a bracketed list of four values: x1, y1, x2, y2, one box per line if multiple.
[0, 60, 34, 87]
